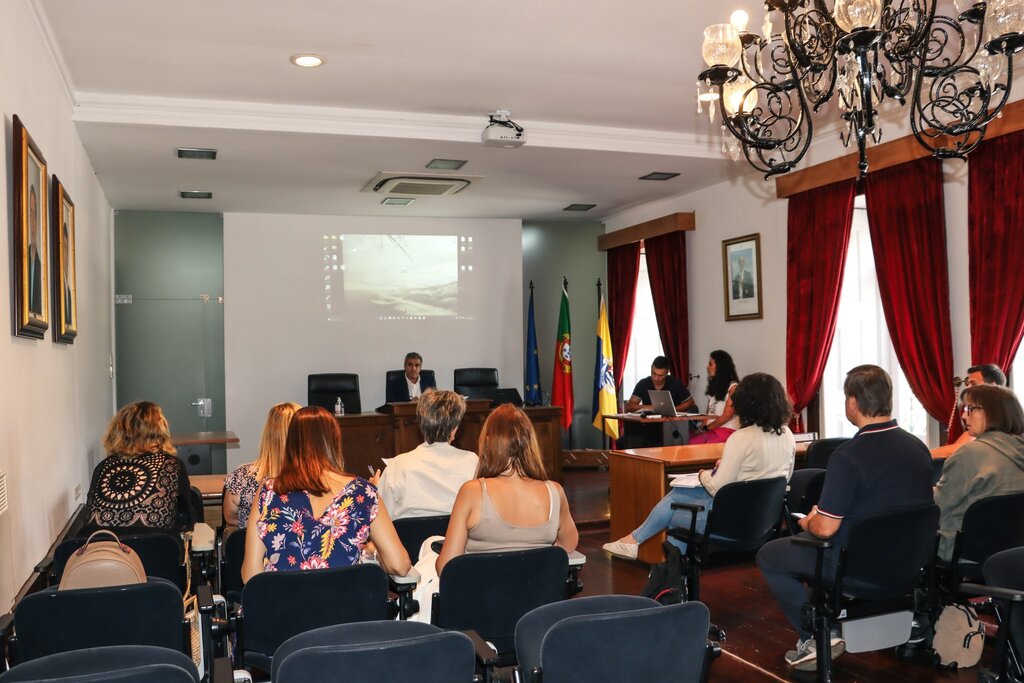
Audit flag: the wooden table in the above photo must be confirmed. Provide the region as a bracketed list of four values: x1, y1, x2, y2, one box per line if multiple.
[601, 413, 712, 449]
[171, 431, 239, 475]
[608, 441, 810, 564]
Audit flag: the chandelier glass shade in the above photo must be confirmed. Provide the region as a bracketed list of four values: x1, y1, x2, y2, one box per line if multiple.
[697, 0, 1024, 178]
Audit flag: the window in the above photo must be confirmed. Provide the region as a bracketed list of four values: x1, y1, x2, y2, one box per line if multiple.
[821, 197, 928, 441]
[621, 250, 664, 402]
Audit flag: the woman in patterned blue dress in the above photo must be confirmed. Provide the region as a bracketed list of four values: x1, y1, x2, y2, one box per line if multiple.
[241, 406, 411, 580]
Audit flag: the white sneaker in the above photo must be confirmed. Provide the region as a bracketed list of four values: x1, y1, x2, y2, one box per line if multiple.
[602, 541, 638, 560]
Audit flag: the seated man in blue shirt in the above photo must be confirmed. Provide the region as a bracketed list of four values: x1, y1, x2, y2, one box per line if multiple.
[622, 355, 696, 448]
[385, 352, 437, 403]
[756, 364, 933, 671]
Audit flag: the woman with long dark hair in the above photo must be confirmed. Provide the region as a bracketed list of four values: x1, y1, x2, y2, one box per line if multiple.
[689, 350, 741, 445]
[603, 373, 795, 560]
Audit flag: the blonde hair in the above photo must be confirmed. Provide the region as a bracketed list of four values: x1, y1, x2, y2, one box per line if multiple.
[476, 404, 546, 480]
[255, 402, 301, 480]
[103, 401, 176, 457]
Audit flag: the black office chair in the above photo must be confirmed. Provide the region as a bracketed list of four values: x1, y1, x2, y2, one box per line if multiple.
[219, 527, 246, 604]
[944, 490, 1024, 589]
[393, 515, 450, 561]
[51, 532, 185, 592]
[272, 621, 478, 683]
[784, 469, 827, 535]
[235, 563, 391, 673]
[8, 579, 187, 666]
[432, 546, 569, 665]
[961, 546, 1024, 683]
[668, 476, 788, 601]
[515, 595, 716, 683]
[804, 438, 849, 469]
[385, 369, 436, 398]
[796, 503, 940, 683]
[453, 368, 499, 400]
[308, 373, 361, 414]
[0, 645, 200, 683]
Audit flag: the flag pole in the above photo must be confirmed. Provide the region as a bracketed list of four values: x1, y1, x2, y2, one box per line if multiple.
[565, 276, 572, 452]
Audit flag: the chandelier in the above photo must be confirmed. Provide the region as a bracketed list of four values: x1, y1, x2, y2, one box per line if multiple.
[697, 0, 1024, 178]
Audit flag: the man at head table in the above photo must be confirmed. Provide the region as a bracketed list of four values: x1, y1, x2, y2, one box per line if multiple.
[385, 351, 437, 403]
[625, 355, 695, 414]
[931, 363, 1007, 459]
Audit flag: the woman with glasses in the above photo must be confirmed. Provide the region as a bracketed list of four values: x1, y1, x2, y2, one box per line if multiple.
[934, 384, 1024, 561]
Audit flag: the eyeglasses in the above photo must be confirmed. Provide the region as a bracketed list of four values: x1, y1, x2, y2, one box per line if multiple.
[962, 404, 983, 415]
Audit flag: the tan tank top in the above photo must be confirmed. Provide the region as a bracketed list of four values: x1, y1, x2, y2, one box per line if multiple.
[464, 479, 560, 554]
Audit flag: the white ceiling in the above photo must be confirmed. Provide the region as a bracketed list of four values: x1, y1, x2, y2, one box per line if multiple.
[34, 0, 774, 221]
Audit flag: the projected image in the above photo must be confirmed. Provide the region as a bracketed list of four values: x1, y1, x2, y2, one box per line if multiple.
[324, 234, 460, 319]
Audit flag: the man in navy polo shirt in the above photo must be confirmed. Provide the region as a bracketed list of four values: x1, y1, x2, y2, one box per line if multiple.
[756, 364, 933, 671]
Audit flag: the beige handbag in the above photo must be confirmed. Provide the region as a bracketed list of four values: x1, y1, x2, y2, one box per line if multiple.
[58, 530, 147, 590]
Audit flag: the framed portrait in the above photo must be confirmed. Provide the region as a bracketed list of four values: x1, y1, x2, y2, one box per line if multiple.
[51, 175, 77, 343]
[722, 233, 763, 321]
[12, 115, 49, 339]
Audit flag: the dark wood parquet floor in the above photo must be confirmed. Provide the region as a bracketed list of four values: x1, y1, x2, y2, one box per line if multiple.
[562, 468, 988, 683]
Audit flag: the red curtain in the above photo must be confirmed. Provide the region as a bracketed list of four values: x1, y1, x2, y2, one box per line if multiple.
[607, 242, 641, 389]
[786, 179, 856, 428]
[969, 129, 1024, 377]
[865, 157, 957, 431]
[645, 231, 690, 382]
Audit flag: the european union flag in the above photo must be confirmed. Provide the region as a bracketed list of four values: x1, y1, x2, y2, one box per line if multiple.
[524, 286, 542, 404]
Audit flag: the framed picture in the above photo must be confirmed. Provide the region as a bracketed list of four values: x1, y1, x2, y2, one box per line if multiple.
[722, 233, 763, 321]
[12, 115, 49, 339]
[51, 175, 77, 343]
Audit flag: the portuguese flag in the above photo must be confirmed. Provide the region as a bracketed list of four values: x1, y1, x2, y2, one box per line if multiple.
[551, 281, 574, 431]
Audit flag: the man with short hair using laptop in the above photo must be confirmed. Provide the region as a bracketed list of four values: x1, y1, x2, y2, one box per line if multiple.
[755, 364, 933, 671]
[625, 355, 694, 414]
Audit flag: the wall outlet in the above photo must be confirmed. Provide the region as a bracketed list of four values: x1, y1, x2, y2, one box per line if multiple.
[74, 484, 82, 501]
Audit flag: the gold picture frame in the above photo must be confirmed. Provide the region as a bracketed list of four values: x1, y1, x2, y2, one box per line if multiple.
[12, 115, 49, 339]
[722, 233, 763, 321]
[52, 175, 77, 343]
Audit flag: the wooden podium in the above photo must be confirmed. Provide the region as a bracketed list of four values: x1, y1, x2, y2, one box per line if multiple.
[337, 403, 563, 482]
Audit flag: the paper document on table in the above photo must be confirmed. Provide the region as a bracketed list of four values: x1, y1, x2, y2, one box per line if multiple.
[669, 473, 702, 488]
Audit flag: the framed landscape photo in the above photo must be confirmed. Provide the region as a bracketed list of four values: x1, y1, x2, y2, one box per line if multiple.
[722, 233, 763, 321]
[12, 115, 49, 339]
[51, 175, 77, 343]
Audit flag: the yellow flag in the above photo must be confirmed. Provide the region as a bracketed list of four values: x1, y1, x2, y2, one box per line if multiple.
[592, 297, 619, 439]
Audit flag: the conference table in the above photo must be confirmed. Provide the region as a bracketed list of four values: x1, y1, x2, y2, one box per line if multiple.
[600, 413, 712, 450]
[608, 441, 811, 564]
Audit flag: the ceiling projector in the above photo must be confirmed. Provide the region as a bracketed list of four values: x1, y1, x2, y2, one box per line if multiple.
[482, 109, 526, 148]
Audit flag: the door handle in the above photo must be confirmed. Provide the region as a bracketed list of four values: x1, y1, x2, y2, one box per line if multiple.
[190, 398, 213, 418]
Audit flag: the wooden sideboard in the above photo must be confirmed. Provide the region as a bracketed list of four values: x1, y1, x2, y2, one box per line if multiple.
[337, 402, 563, 481]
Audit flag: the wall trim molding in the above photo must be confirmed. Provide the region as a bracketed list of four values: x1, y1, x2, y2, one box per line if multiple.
[598, 212, 694, 251]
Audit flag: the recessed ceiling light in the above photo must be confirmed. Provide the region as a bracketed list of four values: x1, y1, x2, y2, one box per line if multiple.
[179, 190, 213, 199]
[563, 203, 596, 212]
[176, 147, 217, 160]
[290, 53, 324, 68]
[382, 197, 415, 206]
[426, 158, 468, 170]
[639, 172, 681, 181]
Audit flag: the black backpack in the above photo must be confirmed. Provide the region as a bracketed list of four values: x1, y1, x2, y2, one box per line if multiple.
[640, 541, 686, 604]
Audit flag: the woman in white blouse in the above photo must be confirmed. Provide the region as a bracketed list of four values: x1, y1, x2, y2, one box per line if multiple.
[689, 350, 741, 445]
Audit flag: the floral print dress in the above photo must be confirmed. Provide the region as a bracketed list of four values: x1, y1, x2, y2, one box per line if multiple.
[254, 477, 378, 571]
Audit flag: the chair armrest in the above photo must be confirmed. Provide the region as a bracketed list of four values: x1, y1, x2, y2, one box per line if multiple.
[191, 523, 216, 553]
[430, 539, 444, 555]
[670, 502, 705, 513]
[196, 584, 215, 613]
[792, 535, 832, 550]
[568, 550, 586, 567]
[33, 555, 54, 575]
[960, 582, 1024, 602]
[389, 567, 421, 586]
[460, 629, 500, 667]
[210, 657, 234, 683]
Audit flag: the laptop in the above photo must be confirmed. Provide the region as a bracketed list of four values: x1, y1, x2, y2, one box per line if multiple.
[648, 390, 696, 418]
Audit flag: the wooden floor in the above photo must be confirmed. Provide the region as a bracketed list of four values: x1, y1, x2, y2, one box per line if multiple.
[562, 468, 987, 683]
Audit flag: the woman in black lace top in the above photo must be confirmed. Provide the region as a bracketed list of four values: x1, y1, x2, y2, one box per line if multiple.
[82, 401, 196, 536]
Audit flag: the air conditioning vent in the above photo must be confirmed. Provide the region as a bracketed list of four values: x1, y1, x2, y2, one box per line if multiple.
[363, 172, 483, 197]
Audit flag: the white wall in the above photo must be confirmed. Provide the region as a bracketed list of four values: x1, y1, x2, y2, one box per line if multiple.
[223, 214, 523, 467]
[604, 160, 976, 441]
[0, 0, 114, 608]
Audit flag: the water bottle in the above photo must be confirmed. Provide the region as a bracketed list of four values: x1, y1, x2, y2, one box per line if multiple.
[334, 396, 344, 417]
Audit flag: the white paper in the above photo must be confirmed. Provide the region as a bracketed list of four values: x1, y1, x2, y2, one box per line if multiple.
[669, 473, 702, 488]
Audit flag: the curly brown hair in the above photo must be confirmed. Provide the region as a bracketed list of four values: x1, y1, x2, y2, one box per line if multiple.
[102, 401, 176, 457]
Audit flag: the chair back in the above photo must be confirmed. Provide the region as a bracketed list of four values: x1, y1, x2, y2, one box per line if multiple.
[11, 580, 185, 665]
[392, 515, 450, 561]
[220, 528, 247, 602]
[0, 645, 200, 683]
[515, 596, 710, 683]
[52, 532, 183, 590]
[705, 477, 788, 552]
[308, 373, 361, 414]
[452, 368, 499, 399]
[786, 468, 826, 517]
[433, 546, 569, 657]
[805, 437, 849, 469]
[956, 491, 1024, 569]
[240, 563, 390, 671]
[839, 503, 940, 600]
[983, 547, 1024, 667]
[272, 621, 475, 683]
